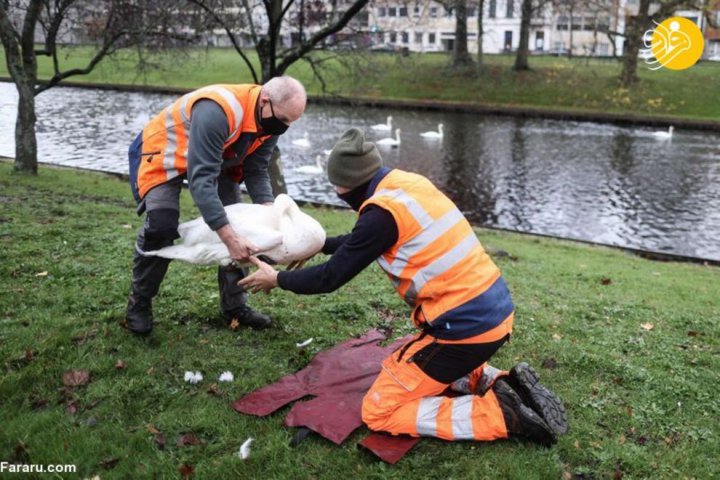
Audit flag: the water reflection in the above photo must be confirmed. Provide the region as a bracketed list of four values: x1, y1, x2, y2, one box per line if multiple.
[1, 82, 719, 260]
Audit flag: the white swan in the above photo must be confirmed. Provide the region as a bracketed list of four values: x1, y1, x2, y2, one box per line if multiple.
[292, 132, 311, 148]
[295, 155, 324, 175]
[420, 123, 444, 139]
[141, 194, 326, 266]
[652, 125, 674, 139]
[376, 129, 401, 148]
[370, 116, 393, 131]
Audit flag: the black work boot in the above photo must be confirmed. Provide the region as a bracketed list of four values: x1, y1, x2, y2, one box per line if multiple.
[126, 293, 153, 335]
[508, 362, 569, 436]
[494, 379, 557, 447]
[225, 304, 273, 330]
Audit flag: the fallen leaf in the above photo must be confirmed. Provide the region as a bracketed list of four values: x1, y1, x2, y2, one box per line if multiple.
[35, 271, 48, 277]
[13, 442, 30, 463]
[541, 358, 557, 369]
[30, 398, 48, 410]
[640, 323, 654, 331]
[552, 333, 563, 341]
[636, 435, 647, 446]
[71, 329, 98, 345]
[573, 440, 580, 449]
[146, 367, 154, 376]
[62, 369, 90, 387]
[155, 433, 166, 450]
[65, 401, 78, 414]
[199, 339, 209, 344]
[177, 433, 202, 447]
[121, 224, 132, 229]
[229, 318, 240, 331]
[600, 277, 612, 285]
[687, 331, 701, 337]
[179, 463, 194, 479]
[85, 399, 101, 410]
[98, 457, 120, 470]
[115, 360, 127, 370]
[626, 406, 633, 417]
[147, 425, 161, 435]
[207, 384, 221, 396]
[619, 434, 626, 444]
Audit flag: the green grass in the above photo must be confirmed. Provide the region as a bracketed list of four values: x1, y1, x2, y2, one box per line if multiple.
[2, 47, 720, 120]
[1, 160, 719, 479]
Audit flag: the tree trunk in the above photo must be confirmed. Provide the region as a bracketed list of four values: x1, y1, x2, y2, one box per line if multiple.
[620, 0, 650, 86]
[567, 5, 574, 59]
[13, 82, 38, 174]
[452, 0, 474, 67]
[477, 0, 485, 67]
[514, 0, 532, 70]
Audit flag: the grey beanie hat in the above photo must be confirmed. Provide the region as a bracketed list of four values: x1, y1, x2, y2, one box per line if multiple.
[327, 128, 383, 189]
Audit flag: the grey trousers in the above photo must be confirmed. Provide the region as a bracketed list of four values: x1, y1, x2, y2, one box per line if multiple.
[130, 175, 249, 315]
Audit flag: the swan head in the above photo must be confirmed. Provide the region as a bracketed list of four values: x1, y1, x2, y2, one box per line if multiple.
[669, 126, 674, 135]
[272, 193, 299, 218]
[438, 124, 444, 134]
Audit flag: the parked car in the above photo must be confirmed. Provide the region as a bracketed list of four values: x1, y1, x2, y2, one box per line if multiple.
[369, 43, 398, 53]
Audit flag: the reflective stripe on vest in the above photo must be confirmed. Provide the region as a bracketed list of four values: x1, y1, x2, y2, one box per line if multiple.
[135, 84, 267, 200]
[416, 396, 476, 440]
[361, 170, 511, 335]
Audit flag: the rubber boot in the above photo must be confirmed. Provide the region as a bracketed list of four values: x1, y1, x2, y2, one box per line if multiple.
[493, 379, 557, 447]
[218, 265, 273, 330]
[508, 362, 569, 436]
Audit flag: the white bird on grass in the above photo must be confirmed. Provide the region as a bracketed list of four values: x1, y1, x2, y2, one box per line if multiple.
[652, 125, 674, 139]
[420, 123, 444, 139]
[370, 116, 393, 131]
[292, 132, 311, 148]
[376, 128, 401, 148]
[140, 194, 326, 267]
[295, 155, 324, 175]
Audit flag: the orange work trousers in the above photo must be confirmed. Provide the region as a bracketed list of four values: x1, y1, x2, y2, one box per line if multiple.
[361, 315, 513, 441]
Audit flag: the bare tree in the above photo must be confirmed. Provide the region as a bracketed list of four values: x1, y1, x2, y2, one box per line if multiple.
[187, 0, 372, 83]
[0, 0, 191, 174]
[452, 0, 474, 67]
[477, 0, 485, 66]
[514, 0, 549, 70]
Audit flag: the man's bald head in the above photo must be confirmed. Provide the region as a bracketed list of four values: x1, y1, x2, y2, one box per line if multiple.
[260, 76, 307, 124]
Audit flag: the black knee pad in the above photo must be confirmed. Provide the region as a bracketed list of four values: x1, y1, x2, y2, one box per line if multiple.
[144, 208, 180, 248]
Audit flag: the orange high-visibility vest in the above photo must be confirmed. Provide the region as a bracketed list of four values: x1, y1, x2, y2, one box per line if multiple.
[360, 169, 514, 339]
[134, 84, 271, 200]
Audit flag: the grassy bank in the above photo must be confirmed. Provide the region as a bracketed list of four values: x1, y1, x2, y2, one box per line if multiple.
[1, 47, 719, 120]
[1, 161, 719, 479]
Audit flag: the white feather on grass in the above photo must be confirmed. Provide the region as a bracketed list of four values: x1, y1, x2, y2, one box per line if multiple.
[218, 371, 234, 382]
[184, 371, 203, 384]
[238, 437, 253, 460]
[296, 338, 314, 348]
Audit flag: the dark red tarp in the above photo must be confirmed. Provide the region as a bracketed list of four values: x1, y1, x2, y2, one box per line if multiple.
[233, 329, 420, 462]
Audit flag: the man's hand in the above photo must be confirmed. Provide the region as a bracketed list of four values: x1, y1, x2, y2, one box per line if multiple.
[216, 224, 259, 263]
[239, 256, 279, 293]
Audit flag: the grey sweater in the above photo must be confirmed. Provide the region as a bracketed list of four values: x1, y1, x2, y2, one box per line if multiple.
[186, 99, 276, 230]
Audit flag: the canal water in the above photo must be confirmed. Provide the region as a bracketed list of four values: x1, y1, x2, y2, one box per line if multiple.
[1, 82, 719, 261]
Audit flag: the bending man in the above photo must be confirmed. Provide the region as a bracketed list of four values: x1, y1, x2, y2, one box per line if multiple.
[126, 76, 307, 335]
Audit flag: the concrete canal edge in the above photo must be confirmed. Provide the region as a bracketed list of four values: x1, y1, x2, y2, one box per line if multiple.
[2, 77, 720, 132]
[2, 157, 718, 267]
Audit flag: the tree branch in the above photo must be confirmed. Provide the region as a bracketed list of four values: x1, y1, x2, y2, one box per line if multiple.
[186, 0, 259, 83]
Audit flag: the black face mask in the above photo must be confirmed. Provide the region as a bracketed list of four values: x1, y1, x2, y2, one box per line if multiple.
[337, 181, 371, 211]
[259, 99, 289, 136]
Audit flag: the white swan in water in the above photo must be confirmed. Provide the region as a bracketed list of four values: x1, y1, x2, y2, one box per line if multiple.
[420, 123, 444, 139]
[141, 194, 325, 266]
[292, 132, 311, 148]
[370, 116, 393, 132]
[376, 128, 401, 148]
[652, 125, 674, 139]
[295, 155, 324, 175]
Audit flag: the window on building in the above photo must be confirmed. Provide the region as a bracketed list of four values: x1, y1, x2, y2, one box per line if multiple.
[597, 43, 609, 55]
[413, 6, 420, 17]
[429, 32, 436, 44]
[402, 32, 409, 43]
[571, 16, 582, 30]
[389, 7, 397, 16]
[489, 0, 496, 18]
[598, 16, 610, 31]
[430, 7, 438, 17]
[415, 32, 423, 43]
[378, 7, 386, 17]
[583, 16, 595, 31]
[399, 6, 408, 16]
[390, 32, 397, 43]
[468, 8, 476, 17]
[557, 15, 568, 30]
[444, 7, 453, 17]
[506, 0, 513, 18]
